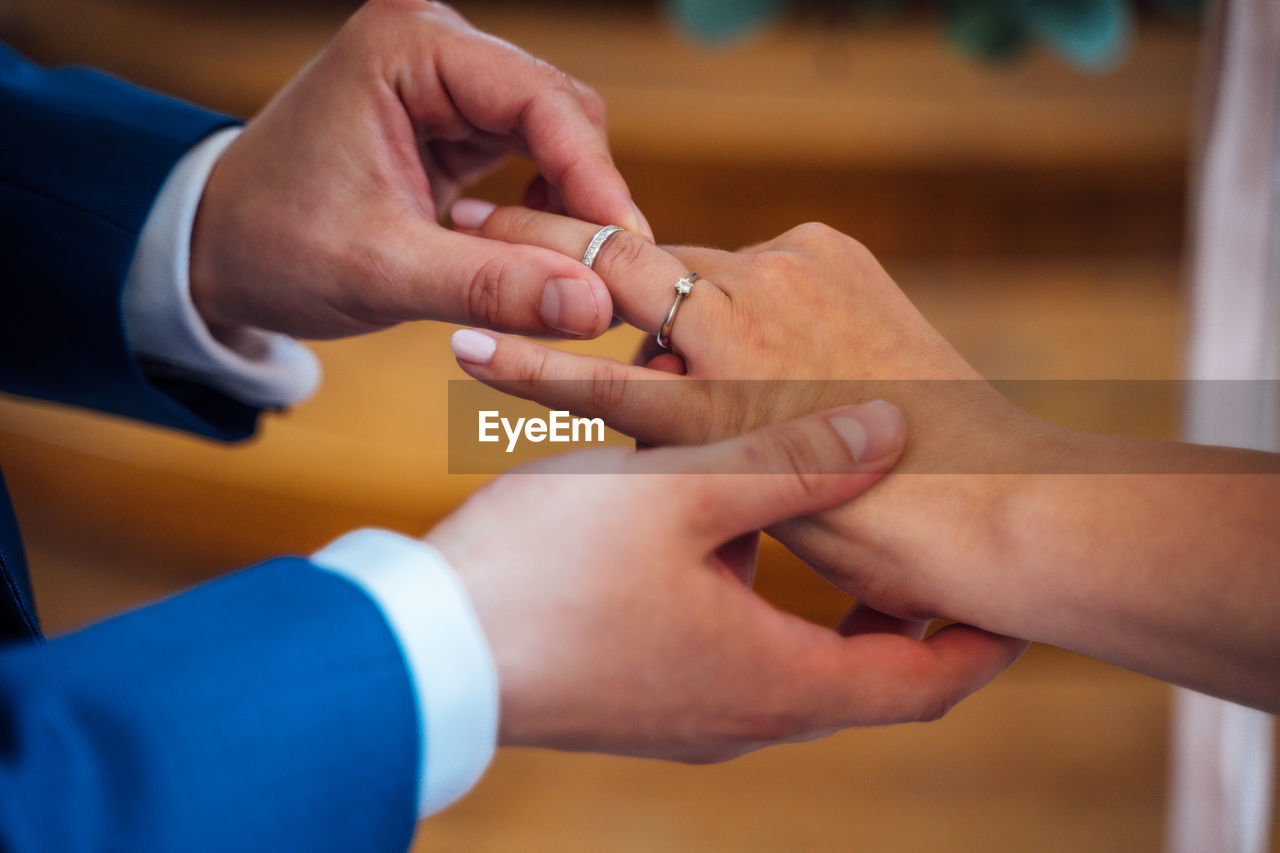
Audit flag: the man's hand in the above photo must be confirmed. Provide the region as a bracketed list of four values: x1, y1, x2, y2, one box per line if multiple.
[188, 0, 648, 342]
[426, 402, 1026, 761]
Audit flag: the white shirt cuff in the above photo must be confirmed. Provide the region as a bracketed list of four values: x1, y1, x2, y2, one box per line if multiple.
[310, 529, 499, 818]
[121, 126, 321, 408]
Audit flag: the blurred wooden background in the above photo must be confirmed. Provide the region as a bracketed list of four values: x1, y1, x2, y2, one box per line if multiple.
[0, 1, 1275, 850]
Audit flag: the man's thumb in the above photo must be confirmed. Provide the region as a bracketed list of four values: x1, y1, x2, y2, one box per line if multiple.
[411, 224, 613, 338]
[683, 401, 907, 541]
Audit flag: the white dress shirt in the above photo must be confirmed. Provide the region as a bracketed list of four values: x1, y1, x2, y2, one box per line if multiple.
[119, 128, 498, 819]
[121, 127, 322, 409]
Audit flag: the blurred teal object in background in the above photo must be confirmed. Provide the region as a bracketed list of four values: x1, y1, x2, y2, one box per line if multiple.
[942, 0, 1131, 70]
[665, 0, 1199, 71]
[662, 0, 791, 43]
[1023, 0, 1132, 71]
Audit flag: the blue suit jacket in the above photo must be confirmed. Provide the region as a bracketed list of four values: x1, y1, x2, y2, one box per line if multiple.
[0, 45, 419, 851]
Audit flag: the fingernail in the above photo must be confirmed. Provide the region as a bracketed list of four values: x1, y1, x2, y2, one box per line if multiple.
[828, 401, 905, 463]
[450, 329, 497, 364]
[450, 199, 498, 230]
[541, 277, 599, 336]
[629, 201, 655, 242]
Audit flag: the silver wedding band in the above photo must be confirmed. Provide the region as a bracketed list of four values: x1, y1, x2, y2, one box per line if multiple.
[657, 273, 699, 349]
[582, 225, 624, 269]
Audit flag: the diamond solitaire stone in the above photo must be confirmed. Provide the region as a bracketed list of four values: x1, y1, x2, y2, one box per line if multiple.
[658, 273, 699, 349]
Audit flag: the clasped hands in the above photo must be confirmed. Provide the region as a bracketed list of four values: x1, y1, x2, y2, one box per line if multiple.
[442, 205, 1040, 758]
[187, 0, 1028, 763]
[439, 205, 1032, 759]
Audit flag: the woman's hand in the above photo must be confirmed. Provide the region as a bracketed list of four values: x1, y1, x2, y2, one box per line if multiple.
[189, 0, 650, 342]
[426, 403, 1025, 760]
[445, 204, 1050, 624]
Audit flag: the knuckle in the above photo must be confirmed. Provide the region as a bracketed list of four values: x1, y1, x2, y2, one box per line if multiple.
[914, 689, 960, 724]
[426, 0, 458, 15]
[527, 56, 576, 94]
[703, 400, 744, 447]
[420, 1, 472, 30]
[840, 235, 877, 269]
[684, 478, 721, 519]
[586, 361, 627, 415]
[759, 427, 829, 500]
[692, 381, 735, 444]
[550, 66, 579, 97]
[466, 255, 511, 329]
[372, 0, 430, 19]
[577, 82, 608, 124]
[513, 343, 551, 386]
[595, 230, 649, 279]
[777, 222, 860, 262]
[483, 206, 537, 240]
[782, 221, 840, 247]
[758, 249, 808, 280]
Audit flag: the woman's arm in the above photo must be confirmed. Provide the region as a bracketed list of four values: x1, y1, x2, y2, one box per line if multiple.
[996, 451, 1280, 709]
[788, 428, 1280, 712]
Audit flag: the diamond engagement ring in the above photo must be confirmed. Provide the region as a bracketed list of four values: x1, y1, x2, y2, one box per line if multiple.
[582, 225, 624, 269]
[657, 273, 700, 349]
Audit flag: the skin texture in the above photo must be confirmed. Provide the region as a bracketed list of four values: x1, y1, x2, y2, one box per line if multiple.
[449, 204, 1280, 712]
[188, 0, 651, 343]
[425, 404, 1026, 760]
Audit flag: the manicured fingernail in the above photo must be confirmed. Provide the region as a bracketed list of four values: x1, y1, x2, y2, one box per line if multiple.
[450, 329, 497, 364]
[630, 201, 655, 242]
[451, 199, 498, 230]
[828, 401, 905, 463]
[541, 277, 599, 336]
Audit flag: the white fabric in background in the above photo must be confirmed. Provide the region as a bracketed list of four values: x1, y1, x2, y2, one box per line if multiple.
[1173, 1, 1279, 850]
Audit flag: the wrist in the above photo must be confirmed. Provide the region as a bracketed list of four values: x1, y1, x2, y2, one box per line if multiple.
[796, 395, 1064, 626]
[935, 415, 1075, 623]
[312, 529, 498, 816]
[188, 146, 241, 334]
[420, 529, 529, 750]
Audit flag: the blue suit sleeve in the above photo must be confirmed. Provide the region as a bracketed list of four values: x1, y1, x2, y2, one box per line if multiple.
[0, 558, 420, 853]
[0, 43, 258, 441]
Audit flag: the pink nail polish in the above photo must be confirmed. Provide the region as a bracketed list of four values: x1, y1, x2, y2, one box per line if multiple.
[451, 199, 498, 230]
[451, 329, 497, 364]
